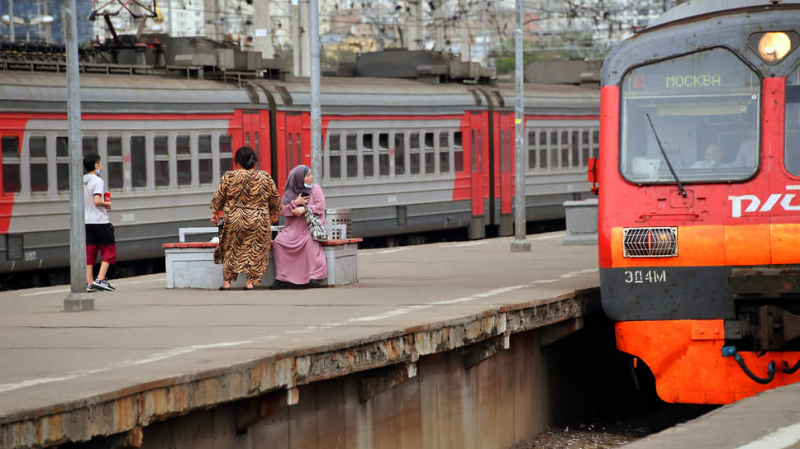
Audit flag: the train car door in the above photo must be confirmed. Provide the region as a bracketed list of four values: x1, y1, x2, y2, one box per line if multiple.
[498, 113, 514, 234]
[284, 114, 303, 182]
[469, 113, 486, 239]
[241, 111, 270, 171]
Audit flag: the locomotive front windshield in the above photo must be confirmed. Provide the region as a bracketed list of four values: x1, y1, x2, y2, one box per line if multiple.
[620, 48, 760, 183]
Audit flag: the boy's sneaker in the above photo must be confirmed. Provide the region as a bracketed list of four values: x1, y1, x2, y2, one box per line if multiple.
[87, 284, 95, 293]
[92, 279, 115, 291]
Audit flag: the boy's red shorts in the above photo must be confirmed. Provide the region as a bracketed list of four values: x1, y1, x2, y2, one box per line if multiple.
[86, 244, 116, 264]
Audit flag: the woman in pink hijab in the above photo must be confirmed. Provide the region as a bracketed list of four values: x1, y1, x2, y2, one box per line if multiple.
[270, 165, 328, 289]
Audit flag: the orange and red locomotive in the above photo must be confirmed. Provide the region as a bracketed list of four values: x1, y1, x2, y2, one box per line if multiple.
[596, 0, 800, 404]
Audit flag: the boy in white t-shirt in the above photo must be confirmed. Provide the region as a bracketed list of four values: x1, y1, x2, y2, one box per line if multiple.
[83, 154, 116, 292]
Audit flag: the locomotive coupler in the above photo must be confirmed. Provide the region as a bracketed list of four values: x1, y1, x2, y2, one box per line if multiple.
[722, 346, 777, 384]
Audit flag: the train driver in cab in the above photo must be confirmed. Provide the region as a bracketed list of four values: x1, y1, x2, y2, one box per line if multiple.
[691, 143, 728, 169]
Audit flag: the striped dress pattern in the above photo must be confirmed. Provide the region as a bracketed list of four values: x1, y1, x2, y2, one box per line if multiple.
[210, 170, 282, 284]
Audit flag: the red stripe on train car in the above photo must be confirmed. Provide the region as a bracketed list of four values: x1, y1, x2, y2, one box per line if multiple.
[525, 115, 600, 120]
[598, 86, 619, 269]
[0, 119, 27, 234]
[0, 113, 235, 121]
[454, 114, 472, 202]
[322, 114, 468, 121]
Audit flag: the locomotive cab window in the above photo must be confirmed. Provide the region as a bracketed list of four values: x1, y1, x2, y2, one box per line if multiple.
[620, 48, 760, 184]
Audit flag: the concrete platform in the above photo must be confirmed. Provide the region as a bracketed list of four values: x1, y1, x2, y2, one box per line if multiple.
[626, 382, 800, 449]
[0, 232, 600, 448]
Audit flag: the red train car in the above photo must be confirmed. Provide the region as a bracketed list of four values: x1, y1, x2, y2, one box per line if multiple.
[0, 50, 598, 280]
[597, 0, 800, 404]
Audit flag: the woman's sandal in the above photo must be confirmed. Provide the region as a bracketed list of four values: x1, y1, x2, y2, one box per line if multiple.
[219, 286, 231, 291]
[244, 285, 255, 291]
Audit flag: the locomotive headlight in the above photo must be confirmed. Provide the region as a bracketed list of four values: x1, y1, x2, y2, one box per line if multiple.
[749, 31, 799, 64]
[759, 32, 792, 63]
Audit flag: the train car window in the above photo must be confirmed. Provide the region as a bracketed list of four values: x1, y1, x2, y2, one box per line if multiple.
[549, 131, 559, 169]
[176, 135, 192, 187]
[254, 132, 260, 153]
[539, 131, 548, 169]
[592, 131, 600, 159]
[378, 133, 390, 177]
[219, 135, 233, 174]
[621, 48, 759, 183]
[498, 130, 504, 173]
[409, 133, 420, 176]
[362, 133, 373, 150]
[561, 131, 570, 169]
[424, 132, 435, 175]
[56, 137, 70, 191]
[29, 137, 47, 193]
[363, 133, 374, 179]
[581, 131, 590, 167]
[395, 133, 406, 176]
[471, 130, 477, 173]
[198, 135, 213, 185]
[571, 131, 580, 168]
[453, 132, 463, 172]
[295, 133, 301, 167]
[328, 133, 341, 180]
[784, 67, 800, 175]
[154, 136, 169, 188]
[83, 137, 97, 157]
[107, 136, 123, 190]
[527, 131, 536, 170]
[503, 130, 510, 173]
[287, 134, 294, 168]
[346, 133, 358, 179]
[131, 136, 147, 188]
[438, 132, 450, 174]
[1, 137, 20, 194]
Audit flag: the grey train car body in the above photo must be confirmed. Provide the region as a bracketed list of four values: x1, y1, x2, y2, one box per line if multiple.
[0, 69, 599, 274]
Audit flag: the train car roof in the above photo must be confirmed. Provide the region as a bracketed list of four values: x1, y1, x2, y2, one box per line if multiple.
[649, 0, 800, 28]
[256, 76, 481, 115]
[0, 71, 252, 114]
[490, 83, 600, 115]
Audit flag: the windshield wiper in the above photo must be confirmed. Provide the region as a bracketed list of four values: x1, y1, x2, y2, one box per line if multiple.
[646, 113, 687, 198]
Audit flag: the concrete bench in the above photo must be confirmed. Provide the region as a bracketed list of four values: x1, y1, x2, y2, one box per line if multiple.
[164, 227, 361, 289]
[563, 199, 598, 245]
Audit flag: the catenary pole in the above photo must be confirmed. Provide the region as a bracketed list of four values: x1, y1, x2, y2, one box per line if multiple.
[510, 0, 530, 252]
[309, 0, 321, 183]
[403, 0, 407, 48]
[482, 0, 486, 65]
[63, 0, 93, 310]
[8, 0, 14, 42]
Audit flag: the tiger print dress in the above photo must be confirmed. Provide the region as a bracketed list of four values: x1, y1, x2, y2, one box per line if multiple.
[210, 170, 282, 284]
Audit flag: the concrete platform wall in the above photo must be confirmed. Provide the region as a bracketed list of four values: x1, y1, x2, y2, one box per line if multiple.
[137, 331, 551, 449]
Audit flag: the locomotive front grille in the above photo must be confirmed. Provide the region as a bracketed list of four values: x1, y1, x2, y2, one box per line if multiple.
[623, 227, 678, 258]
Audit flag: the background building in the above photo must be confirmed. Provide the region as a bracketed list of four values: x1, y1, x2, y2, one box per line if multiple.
[1, 0, 678, 73]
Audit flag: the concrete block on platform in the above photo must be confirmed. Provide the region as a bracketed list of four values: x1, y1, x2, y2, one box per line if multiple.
[164, 243, 275, 289]
[163, 238, 362, 289]
[563, 199, 598, 245]
[321, 239, 361, 286]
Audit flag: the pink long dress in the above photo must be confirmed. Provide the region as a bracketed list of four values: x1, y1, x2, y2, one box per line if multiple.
[272, 183, 328, 284]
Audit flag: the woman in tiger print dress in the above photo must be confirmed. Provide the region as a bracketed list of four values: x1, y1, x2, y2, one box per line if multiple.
[210, 146, 281, 290]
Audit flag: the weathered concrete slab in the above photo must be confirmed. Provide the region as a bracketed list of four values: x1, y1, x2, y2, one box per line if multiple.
[0, 232, 599, 448]
[625, 382, 800, 449]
